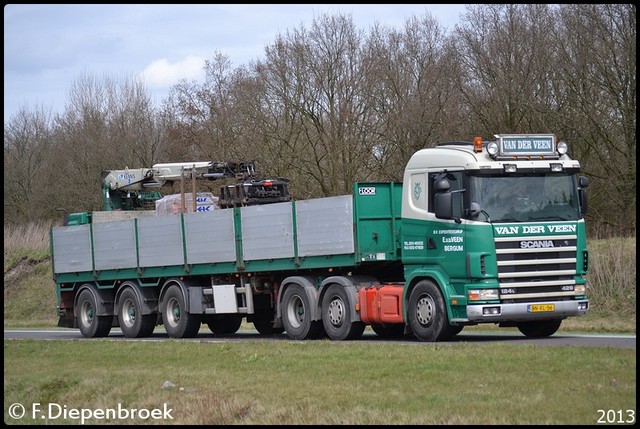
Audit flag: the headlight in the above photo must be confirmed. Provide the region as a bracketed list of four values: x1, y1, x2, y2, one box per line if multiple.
[468, 289, 499, 301]
[574, 284, 586, 294]
[486, 141, 499, 157]
[557, 141, 568, 155]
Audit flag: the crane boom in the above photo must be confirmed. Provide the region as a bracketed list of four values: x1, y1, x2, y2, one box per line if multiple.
[100, 160, 289, 211]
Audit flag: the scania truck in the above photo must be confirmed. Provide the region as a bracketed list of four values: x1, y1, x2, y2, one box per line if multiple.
[51, 133, 590, 342]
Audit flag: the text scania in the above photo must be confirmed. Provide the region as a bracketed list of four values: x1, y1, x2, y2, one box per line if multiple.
[520, 240, 554, 249]
[495, 224, 577, 235]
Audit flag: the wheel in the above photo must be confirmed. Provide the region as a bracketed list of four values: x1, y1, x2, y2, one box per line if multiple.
[206, 314, 243, 335]
[321, 285, 365, 341]
[371, 323, 405, 338]
[253, 319, 285, 335]
[281, 283, 324, 340]
[76, 289, 111, 338]
[162, 285, 201, 338]
[517, 319, 562, 338]
[117, 287, 156, 338]
[407, 280, 458, 342]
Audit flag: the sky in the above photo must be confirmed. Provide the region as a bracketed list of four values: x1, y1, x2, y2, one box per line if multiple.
[4, 4, 467, 124]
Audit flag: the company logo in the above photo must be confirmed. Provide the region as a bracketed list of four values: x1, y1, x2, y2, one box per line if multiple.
[413, 182, 422, 201]
[520, 240, 554, 249]
[117, 173, 137, 180]
[358, 187, 376, 196]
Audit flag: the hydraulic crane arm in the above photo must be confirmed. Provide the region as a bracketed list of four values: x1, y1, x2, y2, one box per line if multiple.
[100, 160, 288, 211]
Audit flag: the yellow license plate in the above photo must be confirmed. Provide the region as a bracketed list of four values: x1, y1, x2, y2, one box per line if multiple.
[528, 304, 555, 313]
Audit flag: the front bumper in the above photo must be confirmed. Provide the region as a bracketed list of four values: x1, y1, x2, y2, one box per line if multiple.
[464, 300, 589, 323]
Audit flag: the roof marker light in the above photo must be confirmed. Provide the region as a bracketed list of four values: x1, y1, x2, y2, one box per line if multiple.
[473, 136, 483, 152]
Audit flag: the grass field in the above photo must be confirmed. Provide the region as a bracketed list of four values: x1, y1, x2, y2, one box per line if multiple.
[4, 339, 636, 425]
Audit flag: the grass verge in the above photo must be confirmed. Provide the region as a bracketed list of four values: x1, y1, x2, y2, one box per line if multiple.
[4, 339, 636, 425]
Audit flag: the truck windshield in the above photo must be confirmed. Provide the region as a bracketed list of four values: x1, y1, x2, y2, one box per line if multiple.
[469, 173, 581, 222]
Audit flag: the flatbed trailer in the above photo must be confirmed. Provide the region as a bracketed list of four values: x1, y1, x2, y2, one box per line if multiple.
[53, 183, 405, 339]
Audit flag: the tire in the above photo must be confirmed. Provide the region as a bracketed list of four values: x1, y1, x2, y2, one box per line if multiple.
[321, 285, 365, 341]
[517, 319, 562, 338]
[281, 283, 324, 340]
[253, 319, 285, 335]
[207, 314, 243, 335]
[407, 280, 458, 342]
[162, 285, 201, 338]
[117, 287, 156, 338]
[371, 323, 406, 338]
[76, 289, 111, 338]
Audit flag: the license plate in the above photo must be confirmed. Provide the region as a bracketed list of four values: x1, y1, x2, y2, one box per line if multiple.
[528, 304, 555, 313]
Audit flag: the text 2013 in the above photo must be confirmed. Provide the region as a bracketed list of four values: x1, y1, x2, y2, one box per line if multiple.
[597, 409, 635, 424]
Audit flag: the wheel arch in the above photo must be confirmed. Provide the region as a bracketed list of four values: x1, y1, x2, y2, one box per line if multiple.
[115, 280, 159, 315]
[403, 269, 455, 324]
[277, 276, 320, 322]
[159, 277, 190, 312]
[74, 283, 114, 316]
[319, 275, 378, 323]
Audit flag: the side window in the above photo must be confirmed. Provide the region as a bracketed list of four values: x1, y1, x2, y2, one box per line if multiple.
[410, 173, 427, 211]
[428, 171, 464, 218]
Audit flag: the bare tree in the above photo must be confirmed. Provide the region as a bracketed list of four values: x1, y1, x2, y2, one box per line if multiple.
[250, 13, 385, 197]
[49, 71, 161, 213]
[162, 52, 254, 162]
[453, 4, 558, 135]
[3, 107, 54, 224]
[362, 13, 456, 181]
[552, 4, 636, 235]
[3, 7, 634, 236]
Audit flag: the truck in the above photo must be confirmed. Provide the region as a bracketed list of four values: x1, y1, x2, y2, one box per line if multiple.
[51, 133, 590, 342]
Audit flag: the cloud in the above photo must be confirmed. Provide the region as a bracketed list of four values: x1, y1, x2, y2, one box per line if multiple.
[139, 55, 207, 88]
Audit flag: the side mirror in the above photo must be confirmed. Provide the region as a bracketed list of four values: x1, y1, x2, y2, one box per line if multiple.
[433, 178, 451, 193]
[434, 192, 453, 219]
[578, 175, 589, 215]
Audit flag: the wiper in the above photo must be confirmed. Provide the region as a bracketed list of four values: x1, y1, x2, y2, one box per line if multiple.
[495, 216, 521, 223]
[528, 215, 572, 221]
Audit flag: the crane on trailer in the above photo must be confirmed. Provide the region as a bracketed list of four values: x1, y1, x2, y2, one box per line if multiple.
[100, 160, 290, 211]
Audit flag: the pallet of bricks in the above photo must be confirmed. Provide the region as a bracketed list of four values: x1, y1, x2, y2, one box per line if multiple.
[155, 192, 218, 215]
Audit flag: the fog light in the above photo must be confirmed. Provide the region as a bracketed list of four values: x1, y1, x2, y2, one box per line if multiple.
[578, 302, 589, 311]
[504, 164, 517, 173]
[483, 306, 501, 315]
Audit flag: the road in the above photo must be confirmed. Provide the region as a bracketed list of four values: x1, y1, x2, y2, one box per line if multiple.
[4, 328, 636, 349]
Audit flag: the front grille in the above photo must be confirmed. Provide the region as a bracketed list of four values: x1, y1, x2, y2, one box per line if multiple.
[494, 234, 578, 302]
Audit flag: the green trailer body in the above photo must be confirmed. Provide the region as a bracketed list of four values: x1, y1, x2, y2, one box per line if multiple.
[51, 182, 403, 284]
